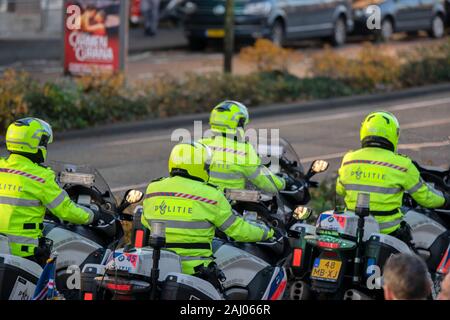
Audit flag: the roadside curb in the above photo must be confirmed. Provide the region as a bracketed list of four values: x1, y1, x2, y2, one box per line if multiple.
[57, 82, 450, 141]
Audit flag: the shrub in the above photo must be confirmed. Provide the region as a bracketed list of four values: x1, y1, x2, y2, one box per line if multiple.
[399, 41, 450, 87]
[1, 39, 450, 134]
[308, 175, 345, 224]
[311, 43, 401, 91]
[0, 69, 31, 132]
[239, 38, 298, 72]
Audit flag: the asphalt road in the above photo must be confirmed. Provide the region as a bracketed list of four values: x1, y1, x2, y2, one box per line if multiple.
[15, 91, 450, 196]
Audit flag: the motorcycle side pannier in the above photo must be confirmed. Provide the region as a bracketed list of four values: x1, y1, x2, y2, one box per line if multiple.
[0, 255, 41, 300]
[160, 273, 222, 300]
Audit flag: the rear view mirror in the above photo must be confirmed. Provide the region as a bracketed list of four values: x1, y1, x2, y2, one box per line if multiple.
[118, 189, 144, 212]
[306, 160, 329, 179]
[125, 189, 144, 204]
[293, 206, 313, 221]
[311, 160, 329, 174]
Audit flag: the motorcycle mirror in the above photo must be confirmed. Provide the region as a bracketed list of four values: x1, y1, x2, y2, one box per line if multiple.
[293, 206, 313, 221]
[306, 160, 329, 179]
[125, 189, 144, 204]
[118, 189, 144, 213]
[311, 160, 329, 174]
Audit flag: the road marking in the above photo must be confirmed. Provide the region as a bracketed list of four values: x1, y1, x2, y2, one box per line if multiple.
[103, 96, 450, 148]
[104, 134, 172, 147]
[256, 97, 450, 128]
[111, 139, 449, 193]
[111, 182, 149, 193]
[300, 152, 347, 164]
[300, 139, 450, 163]
[401, 117, 450, 130]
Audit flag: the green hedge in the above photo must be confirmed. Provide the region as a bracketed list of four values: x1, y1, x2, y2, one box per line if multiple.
[1, 40, 450, 134]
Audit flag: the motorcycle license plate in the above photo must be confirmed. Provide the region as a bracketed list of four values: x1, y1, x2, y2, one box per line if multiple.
[206, 29, 225, 38]
[311, 258, 342, 282]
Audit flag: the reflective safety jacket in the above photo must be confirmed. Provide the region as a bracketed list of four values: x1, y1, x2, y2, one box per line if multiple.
[0, 154, 94, 257]
[336, 147, 445, 234]
[141, 175, 274, 274]
[199, 135, 285, 193]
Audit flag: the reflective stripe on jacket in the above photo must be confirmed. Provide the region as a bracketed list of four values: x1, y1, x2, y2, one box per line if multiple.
[199, 135, 285, 193]
[336, 147, 445, 234]
[0, 154, 93, 257]
[141, 175, 273, 274]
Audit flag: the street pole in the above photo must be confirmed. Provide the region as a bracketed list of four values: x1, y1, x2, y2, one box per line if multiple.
[224, 0, 234, 73]
[119, 0, 130, 73]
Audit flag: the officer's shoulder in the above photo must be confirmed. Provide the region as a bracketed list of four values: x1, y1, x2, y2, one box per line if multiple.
[394, 153, 415, 168]
[151, 176, 166, 183]
[395, 152, 413, 163]
[341, 149, 356, 159]
[204, 181, 221, 190]
[37, 164, 56, 177]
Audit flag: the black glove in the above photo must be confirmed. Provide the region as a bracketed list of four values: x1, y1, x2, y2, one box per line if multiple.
[277, 173, 296, 190]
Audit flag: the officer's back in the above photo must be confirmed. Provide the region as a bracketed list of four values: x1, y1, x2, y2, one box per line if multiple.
[141, 142, 274, 276]
[337, 111, 449, 236]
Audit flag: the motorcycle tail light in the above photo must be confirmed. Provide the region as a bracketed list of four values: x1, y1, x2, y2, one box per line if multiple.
[106, 283, 132, 292]
[83, 292, 93, 300]
[292, 248, 303, 267]
[134, 229, 144, 248]
[317, 241, 340, 249]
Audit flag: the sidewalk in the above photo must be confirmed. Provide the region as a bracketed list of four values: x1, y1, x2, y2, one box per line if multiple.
[0, 26, 187, 66]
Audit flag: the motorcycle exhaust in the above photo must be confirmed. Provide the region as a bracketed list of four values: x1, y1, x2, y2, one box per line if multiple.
[289, 280, 311, 300]
[343, 289, 372, 300]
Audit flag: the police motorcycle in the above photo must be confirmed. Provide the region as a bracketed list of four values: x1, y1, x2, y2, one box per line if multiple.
[289, 163, 450, 300]
[81, 139, 330, 300]
[214, 138, 330, 299]
[0, 162, 143, 300]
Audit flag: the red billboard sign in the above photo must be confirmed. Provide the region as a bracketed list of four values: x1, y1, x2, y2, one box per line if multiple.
[63, 0, 127, 76]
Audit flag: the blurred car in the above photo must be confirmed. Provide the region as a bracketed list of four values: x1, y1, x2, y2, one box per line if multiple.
[182, 0, 354, 50]
[352, 0, 447, 41]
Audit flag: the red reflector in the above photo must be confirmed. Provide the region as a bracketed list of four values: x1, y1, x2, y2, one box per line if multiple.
[292, 248, 303, 267]
[84, 292, 93, 300]
[134, 229, 144, 248]
[317, 241, 340, 249]
[106, 283, 132, 292]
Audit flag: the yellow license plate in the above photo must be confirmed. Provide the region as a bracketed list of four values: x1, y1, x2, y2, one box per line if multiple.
[311, 258, 342, 282]
[207, 29, 225, 38]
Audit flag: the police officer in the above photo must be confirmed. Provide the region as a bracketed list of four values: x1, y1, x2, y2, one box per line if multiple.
[336, 111, 450, 237]
[199, 101, 286, 193]
[0, 118, 100, 265]
[141, 141, 274, 281]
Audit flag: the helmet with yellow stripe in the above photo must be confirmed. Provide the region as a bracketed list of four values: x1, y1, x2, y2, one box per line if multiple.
[6, 117, 53, 163]
[168, 141, 212, 182]
[360, 111, 400, 152]
[209, 100, 249, 136]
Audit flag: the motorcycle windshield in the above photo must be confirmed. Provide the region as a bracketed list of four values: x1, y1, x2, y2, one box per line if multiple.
[280, 138, 304, 174]
[256, 137, 304, 175]
[46, 161, 117, 206]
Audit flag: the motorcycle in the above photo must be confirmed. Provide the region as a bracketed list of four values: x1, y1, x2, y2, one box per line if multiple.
[290, 163, 450, 300]
[82, 138, 329, 300]
[0, 162, 143, 300]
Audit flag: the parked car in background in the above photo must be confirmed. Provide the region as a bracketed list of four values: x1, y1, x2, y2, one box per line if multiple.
[182, 0, 354, 50]
[352, 0, 447, 41]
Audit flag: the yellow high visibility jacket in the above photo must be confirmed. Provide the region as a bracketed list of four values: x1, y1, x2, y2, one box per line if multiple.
[141, 175, 274, 274]
[0, 154, 93, 257]
[199, 135, 285, 193]
[337, 147, 445, 234]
